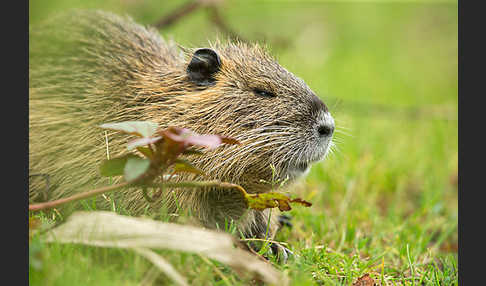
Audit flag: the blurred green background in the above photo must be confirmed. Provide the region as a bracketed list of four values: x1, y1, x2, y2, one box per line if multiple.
[30, 0, 458, 131]
[29, 0, 457, 284]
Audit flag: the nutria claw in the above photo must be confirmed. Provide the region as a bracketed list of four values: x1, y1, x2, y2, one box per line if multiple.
[269, 242, 294, 264]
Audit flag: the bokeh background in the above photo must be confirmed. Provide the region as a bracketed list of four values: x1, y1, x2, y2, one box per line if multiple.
[29, 0, 458, 284]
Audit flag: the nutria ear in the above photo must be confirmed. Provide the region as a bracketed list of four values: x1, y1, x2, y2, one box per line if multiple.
[187, 48, 221, 86]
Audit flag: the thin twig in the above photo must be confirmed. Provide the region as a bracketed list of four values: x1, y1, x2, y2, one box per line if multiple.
[29, 181, 131, 212]
[153, 1, 202, 29]
[151, 0, 247, 43]
[207, 6, 247, 42]
[29, 180, 249, 212]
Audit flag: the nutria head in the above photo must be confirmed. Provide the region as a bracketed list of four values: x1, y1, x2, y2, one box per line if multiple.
[148, 43, 335, 193]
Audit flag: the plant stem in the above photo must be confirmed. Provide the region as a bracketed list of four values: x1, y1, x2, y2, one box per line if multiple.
[29, 181, 131, 212]
[29, 180, 249, 212]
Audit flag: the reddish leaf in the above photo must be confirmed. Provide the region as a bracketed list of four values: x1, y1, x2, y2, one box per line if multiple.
[157, 129, 188, 160]
[184, 135, 223, 150]
[278, 199, 293, 211]
[159, 127, 237, 150]
[159, 127, 192, 143]
[289, 198, 312, 207]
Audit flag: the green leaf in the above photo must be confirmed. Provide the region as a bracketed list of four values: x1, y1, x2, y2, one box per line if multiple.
[124, 157, 151, 182]
[246, 193, 279, 211]
[173, 159, 205, 176]
[100, 154, 139, 177]
[245, 192, 312, 212]
[136, 146, 153, 158]
[100, 121, 159, 138]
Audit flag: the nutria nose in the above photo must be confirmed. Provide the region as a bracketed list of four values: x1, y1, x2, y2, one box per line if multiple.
[318, 123, 334, 137]
[317, 111, 335, 138]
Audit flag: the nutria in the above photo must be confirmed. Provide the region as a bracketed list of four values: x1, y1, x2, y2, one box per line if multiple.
[29, 10, 335, 246]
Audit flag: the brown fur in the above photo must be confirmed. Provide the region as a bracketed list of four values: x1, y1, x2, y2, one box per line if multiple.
[29, 10, 333, 239]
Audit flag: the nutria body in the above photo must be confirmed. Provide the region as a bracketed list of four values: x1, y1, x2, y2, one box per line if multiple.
[29, 10, 334, 240]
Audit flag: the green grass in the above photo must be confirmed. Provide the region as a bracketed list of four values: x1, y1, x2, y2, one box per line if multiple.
[29, 1, 457, 285]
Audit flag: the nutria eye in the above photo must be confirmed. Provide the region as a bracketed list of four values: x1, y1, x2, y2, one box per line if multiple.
[253, 88, 276, 98]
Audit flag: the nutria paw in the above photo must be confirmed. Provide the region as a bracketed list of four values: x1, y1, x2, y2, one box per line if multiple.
[269, 242, 294, 263]
[278, 214, 293, 228]
[245, 240, 293, 264]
